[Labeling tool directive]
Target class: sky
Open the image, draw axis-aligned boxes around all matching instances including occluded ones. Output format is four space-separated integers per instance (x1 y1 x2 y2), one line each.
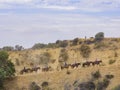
0 0 120 48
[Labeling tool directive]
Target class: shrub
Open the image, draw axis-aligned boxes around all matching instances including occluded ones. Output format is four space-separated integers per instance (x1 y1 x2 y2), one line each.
91 70 101 80
94 42 108 50
96 78 110 90
96 82 104 90
32 43 47 49
114 51 118 57
38 52 51 65
64 83 72 90
78 81 95 90
59 49 68 62
29 82 41 90
0 51 15 89
80 44 91 59
66 70 71 75
72 38 79 46
41 81 49 90
112 85 120 90
95 32 104 41
109 59 116 65
102 78 110 88
41 82 49 88
59 40 68 48
15 58 20 66
2 46 14 51
47 43 56 48
105 74 114 79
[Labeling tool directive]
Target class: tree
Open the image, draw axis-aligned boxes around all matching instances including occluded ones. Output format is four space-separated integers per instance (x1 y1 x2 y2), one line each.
72 38 79 45
80 44 91 60
95 32 104 41
29 82 41 90
15 45 24 51
2 46 14 51
59 49 68 63
59 40 68 48
38 52 51 65
0 51 15 89
32 43 47 49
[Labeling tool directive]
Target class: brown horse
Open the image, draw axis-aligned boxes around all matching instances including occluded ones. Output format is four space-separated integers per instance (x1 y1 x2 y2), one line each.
61 63 71 70
20 67 31 74
70 63 81 68
42 66 51 72
91 60 102 66
31 67 40 72
82 61 92 67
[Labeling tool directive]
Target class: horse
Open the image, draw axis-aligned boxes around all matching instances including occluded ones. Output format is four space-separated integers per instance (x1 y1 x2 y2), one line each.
91 60 102 66
60 63 71 70
20 67 31 74
82 61 92 67
31 67 40 72
70 62 81 68
42 66 51 72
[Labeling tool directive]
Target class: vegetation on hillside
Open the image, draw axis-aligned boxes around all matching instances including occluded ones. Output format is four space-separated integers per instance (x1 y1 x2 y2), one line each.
0 51 15 89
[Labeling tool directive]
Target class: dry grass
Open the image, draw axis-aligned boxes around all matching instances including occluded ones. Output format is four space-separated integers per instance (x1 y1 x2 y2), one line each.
4 38 120 90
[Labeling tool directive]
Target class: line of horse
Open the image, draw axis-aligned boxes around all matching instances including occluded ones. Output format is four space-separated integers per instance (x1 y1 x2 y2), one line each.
61 60 102 70
19 60 102 75
20 66 51 75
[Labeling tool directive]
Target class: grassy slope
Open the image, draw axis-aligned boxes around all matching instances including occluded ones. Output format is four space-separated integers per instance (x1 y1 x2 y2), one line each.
4 38 120 90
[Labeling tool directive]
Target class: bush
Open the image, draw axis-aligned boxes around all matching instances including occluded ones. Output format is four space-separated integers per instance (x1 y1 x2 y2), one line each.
91 70 101 80
109 59 116 64
64 83 72 90
47 43 56 48
78 81 95 90
94 42 108 50
95 32 104 41
29 82 41 90
112 85 120 90
59 40 68 48
32 43 47 49
41 81 50 90
96 78 110 90
114 51 118 57
41 82 49 88
102 78 110 88
72 38 79 46
105 74 114 79
2 46 14 51
66 70 71 75
38 52 51 65
0 51 15 89
80 44 91 59
59 50 68 62
15 58 20 66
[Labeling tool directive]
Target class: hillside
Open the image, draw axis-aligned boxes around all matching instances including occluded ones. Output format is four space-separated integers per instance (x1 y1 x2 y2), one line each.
3 38 120 90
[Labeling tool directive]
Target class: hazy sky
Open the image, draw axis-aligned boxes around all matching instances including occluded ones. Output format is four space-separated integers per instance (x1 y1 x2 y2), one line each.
0 0 120 48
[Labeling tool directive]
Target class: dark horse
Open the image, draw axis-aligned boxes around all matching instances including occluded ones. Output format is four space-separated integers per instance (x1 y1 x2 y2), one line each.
82 61 92 67
42 66 51 72
70 62 81 68
20 67 31 74
61 62 71 70
91 60 102 66
31 67 40 72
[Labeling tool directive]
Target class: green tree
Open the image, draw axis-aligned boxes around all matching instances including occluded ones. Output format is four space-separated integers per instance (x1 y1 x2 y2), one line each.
0 51 15 89
95 32 104 41
15 45 24 51
2 46 14 51
59 49 68 63
72 38 79 45
80 44 91 60
32 43 47 49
